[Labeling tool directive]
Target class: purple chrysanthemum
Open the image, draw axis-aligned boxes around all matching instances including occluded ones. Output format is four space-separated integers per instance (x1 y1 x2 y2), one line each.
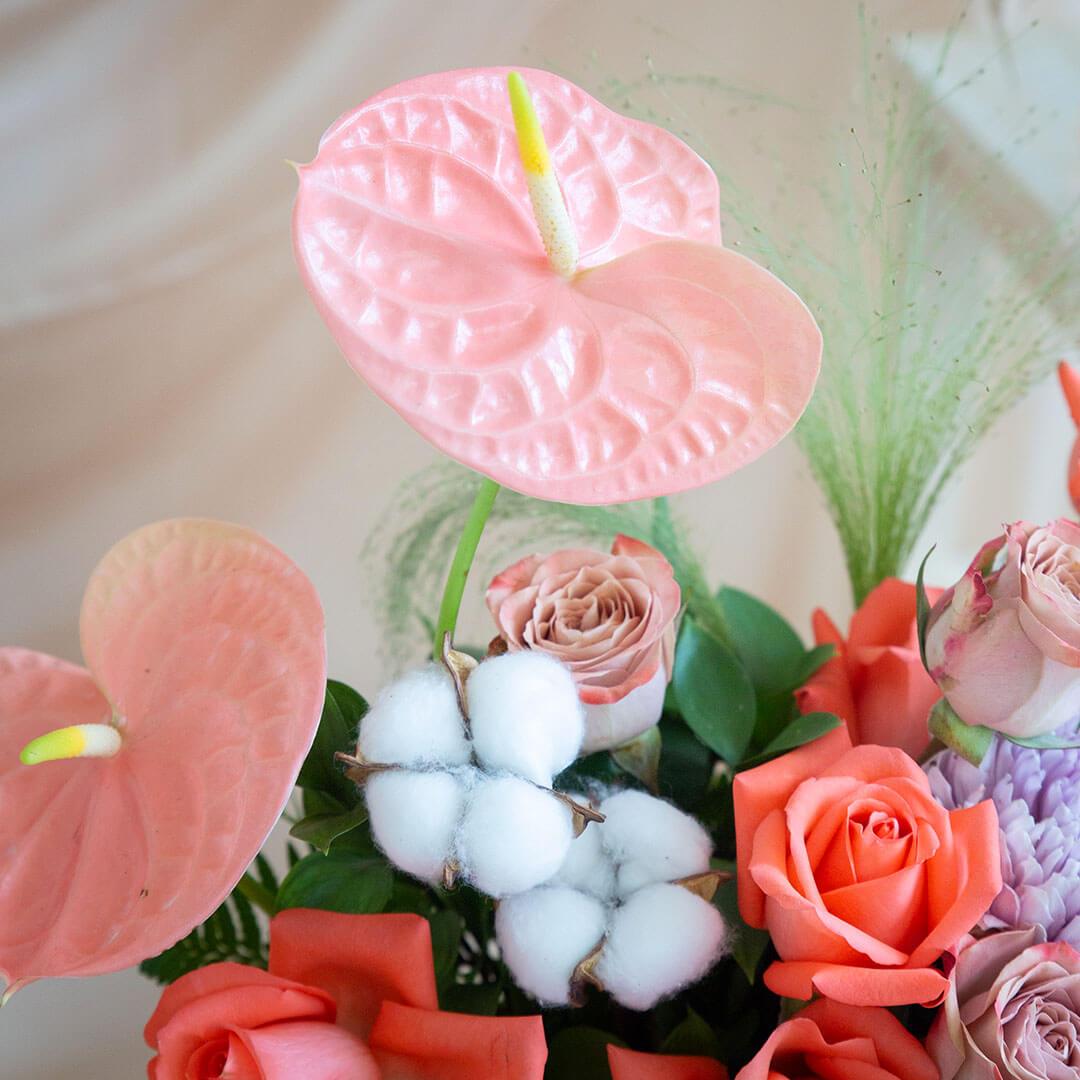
926 739 1080 946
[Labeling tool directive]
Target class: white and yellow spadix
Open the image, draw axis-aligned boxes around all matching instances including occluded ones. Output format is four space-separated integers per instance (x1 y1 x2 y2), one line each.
507 71 579 277
19 723 121 765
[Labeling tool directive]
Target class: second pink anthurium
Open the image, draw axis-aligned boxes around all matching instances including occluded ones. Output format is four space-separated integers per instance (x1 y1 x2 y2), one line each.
0 519 326 996
293 67 822 505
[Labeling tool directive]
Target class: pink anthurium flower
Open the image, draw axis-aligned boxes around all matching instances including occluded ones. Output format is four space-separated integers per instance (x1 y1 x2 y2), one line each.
0 519 326 996
293 67 822 505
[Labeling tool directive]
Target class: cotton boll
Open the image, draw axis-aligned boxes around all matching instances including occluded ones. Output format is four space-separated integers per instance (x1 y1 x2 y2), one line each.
551 814 617 901
467 651 584 786
359 665 470 767
496 886 609 1005
458 776 574 897
596 883 727 1011
599 790 712 896
366 769 466 884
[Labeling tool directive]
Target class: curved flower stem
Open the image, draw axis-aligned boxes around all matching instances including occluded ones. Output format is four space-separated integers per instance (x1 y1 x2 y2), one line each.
236 872 277 916
433 475 501 659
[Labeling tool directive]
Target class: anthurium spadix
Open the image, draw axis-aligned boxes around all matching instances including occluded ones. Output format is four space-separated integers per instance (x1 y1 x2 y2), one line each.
0 519 326 996
293 68 822 505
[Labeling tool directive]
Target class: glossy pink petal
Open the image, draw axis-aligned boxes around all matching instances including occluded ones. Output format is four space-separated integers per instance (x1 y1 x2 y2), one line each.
0 519 326 991
294 67 821 504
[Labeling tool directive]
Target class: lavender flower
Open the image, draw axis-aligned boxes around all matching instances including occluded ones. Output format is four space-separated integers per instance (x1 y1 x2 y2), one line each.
926 740 1080 945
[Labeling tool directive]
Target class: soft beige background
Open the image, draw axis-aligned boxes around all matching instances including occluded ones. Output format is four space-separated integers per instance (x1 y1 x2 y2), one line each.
1 0 1075 1075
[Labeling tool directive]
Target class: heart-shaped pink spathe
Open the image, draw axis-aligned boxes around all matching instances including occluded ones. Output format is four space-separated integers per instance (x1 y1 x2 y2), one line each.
294 66 822 504
0 519 326 993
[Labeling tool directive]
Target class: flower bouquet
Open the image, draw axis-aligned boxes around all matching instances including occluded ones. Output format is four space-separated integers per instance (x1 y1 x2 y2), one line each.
4 33 1080 1080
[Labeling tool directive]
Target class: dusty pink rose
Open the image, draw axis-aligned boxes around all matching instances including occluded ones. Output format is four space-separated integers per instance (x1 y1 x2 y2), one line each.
928 926 1080 1079
926 520 1080 738
487 535 680 753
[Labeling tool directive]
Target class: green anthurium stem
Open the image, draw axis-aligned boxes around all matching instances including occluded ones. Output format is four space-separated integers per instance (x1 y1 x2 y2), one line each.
433 475 501 659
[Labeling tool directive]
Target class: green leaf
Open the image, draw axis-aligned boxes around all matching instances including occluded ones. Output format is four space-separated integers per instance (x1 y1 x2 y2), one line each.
544 1027 627 1080
297 680 368 805
661 1008 723 1060
276 851 393 915
714 879 771 985
289 803 369 854
673 617 756 763
717 587 806 696
439 982 502 1016
657 714 714 810
740 712 843 769
786 644 836 689
915 546 937 671
428 910 464 989
928 699 993 766
140 888 268 985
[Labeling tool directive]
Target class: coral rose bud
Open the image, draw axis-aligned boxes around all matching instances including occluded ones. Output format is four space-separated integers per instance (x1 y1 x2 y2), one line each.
925 520 1080 738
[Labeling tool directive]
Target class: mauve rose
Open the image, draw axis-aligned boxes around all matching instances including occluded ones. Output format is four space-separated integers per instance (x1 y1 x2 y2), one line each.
925 520 1080 738
487 535 680 753
928 926 1080 1079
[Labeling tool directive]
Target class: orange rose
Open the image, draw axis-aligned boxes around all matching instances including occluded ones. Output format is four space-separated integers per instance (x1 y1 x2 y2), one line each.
145 909 547 1079
608 1045 728 1079
735 999 938 1079
797 578 942 758
733 727 1001 1006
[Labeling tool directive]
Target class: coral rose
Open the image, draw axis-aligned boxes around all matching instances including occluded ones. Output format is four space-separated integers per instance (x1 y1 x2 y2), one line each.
144 909 546 1079
487 535 680 753
735 998 938 1079
608 1045 728 1079
928 925 1080 1079
926 520 1080 738
797 577 942 757
733 726 1002 1006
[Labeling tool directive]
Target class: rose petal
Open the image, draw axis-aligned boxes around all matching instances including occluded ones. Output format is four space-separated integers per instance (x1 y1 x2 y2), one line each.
269 910 438 1038
234 1020 380 1080
368 1001 548 1079
734 726 854 927
763 960 948 1006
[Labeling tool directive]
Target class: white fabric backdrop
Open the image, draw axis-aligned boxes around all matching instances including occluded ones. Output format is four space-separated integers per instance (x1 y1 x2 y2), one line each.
1 0 1074 1074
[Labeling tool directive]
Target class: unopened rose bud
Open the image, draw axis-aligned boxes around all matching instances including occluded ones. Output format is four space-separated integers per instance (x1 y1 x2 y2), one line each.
925 520 1080 738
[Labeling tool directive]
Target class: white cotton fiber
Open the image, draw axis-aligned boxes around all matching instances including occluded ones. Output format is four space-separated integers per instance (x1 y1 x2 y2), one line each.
551 814 617 901
596 883 727 1011
467 651 585 787
495 886 609 1005
458 775 574 897
358 665 470 767
599 790 712 896
366 769 467 884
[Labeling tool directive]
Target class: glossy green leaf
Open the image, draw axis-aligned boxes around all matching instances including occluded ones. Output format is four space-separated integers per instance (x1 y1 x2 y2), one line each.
740 712 843 769
289 803 369 854
276 851 392 915
714 879 771 985
915 546 937 671
297 680 368 805
673 618 756 763
544 1027 626 1080
661 1007 723 1060
717 587 805 695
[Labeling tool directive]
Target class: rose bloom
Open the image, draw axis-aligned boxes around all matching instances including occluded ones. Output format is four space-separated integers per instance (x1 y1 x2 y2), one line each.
928 925 1080 1079
798 577 942 758
735 999 938 1080
487 534 680 753
926 520 1080 738
608 1045 727 1079
144 909 546 1079
734 726 1002 1006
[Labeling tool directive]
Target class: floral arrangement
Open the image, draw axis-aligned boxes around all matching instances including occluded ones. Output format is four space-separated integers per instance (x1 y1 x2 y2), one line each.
3 34 1080 1080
